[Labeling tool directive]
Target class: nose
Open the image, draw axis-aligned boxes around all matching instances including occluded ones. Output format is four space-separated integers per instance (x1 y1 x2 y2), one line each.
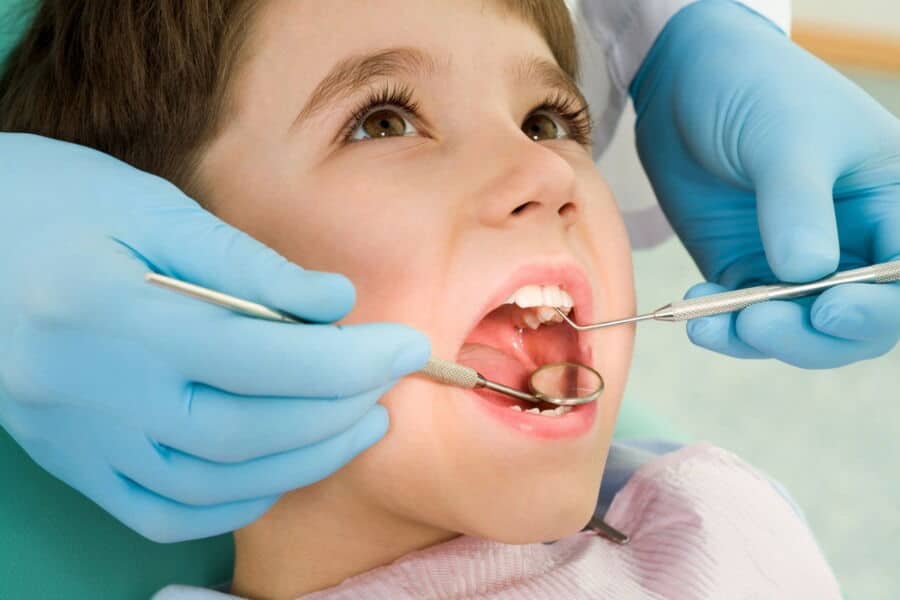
474 136 581 229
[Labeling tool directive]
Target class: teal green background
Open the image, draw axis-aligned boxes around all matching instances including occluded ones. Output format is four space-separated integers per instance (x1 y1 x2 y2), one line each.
0 0 31 66
0 430 234 599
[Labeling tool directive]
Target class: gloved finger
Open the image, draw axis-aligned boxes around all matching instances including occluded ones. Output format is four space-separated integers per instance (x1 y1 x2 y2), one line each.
735 300 896 368
683 282 766 359
122 203 356 323
48 253 431 399
113 405 388 507
155 383 393 463
750 148 840 283
715 252 779 291
810 283 900 342
872 216 900 265
159 316 430 398
107 475 278 543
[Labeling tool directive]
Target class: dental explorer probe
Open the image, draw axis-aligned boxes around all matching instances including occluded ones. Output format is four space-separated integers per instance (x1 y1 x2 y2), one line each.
556 260 900 331
143 273 601 406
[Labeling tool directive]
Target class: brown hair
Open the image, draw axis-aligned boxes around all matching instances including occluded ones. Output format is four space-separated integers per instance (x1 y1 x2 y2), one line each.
494 0 579 79
0 1 259 194
0 1 577 196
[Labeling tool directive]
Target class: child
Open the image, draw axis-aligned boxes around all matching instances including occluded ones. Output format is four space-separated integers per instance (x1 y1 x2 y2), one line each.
0 1 841 598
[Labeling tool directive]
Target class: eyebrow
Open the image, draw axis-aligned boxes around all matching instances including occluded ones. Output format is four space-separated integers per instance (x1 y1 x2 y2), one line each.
291 47 587 131
292 47 440 129
513 55 587 110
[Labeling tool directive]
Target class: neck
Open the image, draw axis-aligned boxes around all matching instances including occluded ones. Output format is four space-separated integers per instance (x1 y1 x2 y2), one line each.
230 474 456 600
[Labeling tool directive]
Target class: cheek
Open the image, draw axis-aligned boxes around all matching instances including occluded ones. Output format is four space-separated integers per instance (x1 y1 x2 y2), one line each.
580 172 635 319
214 173 445 325
338 377 464 530
574 171 636 424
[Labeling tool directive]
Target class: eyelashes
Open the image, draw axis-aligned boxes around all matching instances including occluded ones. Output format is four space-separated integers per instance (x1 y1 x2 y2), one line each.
339 83 420 143
530 91 593 146
338 83 593 146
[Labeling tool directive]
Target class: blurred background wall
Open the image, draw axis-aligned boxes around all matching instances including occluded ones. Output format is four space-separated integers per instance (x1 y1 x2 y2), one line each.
621 3 900 598
794 0 900 35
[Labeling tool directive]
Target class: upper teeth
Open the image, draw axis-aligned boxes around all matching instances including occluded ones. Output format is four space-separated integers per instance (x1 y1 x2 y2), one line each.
504 284 573 310
502 284 574 330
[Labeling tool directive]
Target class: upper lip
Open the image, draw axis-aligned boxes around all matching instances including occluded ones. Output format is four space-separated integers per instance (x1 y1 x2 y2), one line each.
455 256 595 355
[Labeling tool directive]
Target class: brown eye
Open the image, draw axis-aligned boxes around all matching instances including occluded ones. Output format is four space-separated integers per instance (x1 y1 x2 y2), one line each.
523 112 562 141
360 108 409 139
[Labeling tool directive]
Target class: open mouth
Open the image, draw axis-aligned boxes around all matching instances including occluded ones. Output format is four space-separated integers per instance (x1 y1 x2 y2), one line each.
457 282 590 416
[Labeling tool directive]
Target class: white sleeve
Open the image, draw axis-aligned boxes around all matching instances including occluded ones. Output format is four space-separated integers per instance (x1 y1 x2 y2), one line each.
575 1 790 106
567 0 792 247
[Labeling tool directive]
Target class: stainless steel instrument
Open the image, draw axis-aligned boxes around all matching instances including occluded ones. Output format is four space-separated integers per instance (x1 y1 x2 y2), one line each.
557 260 900 331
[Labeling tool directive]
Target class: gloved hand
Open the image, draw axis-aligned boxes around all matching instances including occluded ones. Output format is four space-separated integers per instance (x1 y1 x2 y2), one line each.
632 0 900 368
0 134 430 542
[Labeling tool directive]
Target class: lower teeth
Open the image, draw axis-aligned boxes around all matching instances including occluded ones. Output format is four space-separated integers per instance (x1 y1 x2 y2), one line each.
509 405 572 417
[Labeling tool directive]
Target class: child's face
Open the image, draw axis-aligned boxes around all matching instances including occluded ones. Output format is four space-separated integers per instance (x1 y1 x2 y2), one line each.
200 0 635 543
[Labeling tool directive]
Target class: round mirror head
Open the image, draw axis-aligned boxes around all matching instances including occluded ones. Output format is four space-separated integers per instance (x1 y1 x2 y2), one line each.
528 361 604 406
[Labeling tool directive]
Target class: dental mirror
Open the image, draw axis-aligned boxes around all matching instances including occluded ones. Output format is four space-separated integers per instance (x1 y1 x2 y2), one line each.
528 361 604 406
417 358 602 407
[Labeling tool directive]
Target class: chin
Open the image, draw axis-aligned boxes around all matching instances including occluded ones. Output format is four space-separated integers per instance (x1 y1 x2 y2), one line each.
466 479 601 545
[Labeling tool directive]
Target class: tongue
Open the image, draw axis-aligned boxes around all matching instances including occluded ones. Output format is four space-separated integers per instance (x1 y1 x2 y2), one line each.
457 343 531 391
456 304 579 400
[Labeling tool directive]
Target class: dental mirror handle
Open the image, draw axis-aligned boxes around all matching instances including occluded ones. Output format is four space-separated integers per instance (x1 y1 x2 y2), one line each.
145 273 304 323
420 358 540 404
145 273 542 404
651 260 900 322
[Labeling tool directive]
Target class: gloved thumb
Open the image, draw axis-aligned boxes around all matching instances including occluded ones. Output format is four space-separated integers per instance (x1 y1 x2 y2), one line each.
127 198 355 323
750 146 840 283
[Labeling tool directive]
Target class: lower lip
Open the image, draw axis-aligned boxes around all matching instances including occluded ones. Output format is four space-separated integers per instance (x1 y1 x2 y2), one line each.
466 389 597 439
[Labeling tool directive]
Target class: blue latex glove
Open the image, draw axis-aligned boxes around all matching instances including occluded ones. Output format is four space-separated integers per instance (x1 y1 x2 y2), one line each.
0 134 431 542
632 0 900 368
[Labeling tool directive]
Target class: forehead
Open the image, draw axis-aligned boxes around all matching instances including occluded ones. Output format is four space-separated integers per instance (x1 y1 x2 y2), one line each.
241 0 560 99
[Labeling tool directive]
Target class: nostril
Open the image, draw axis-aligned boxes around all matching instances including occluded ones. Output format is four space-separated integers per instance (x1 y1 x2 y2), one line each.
558 202 577 219
511 201 540 216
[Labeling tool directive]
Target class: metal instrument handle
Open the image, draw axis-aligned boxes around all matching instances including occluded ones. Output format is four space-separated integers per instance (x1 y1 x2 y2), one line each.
419 358 539 403
656 260 900 322
145 273 304 323
420 358 481 388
